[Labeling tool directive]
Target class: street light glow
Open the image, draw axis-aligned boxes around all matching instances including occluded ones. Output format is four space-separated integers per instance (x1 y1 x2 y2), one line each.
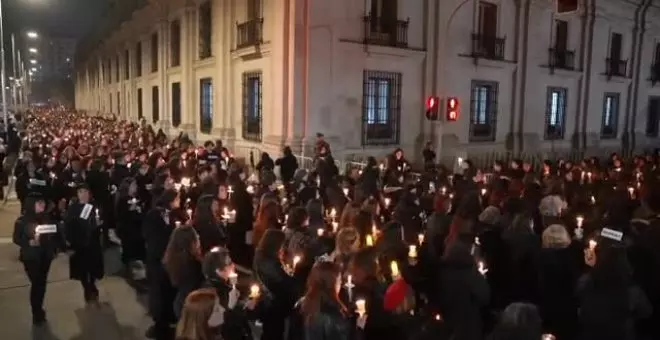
26 31 39 39
30 59 37 64
31 67 37 72
29 48 37 53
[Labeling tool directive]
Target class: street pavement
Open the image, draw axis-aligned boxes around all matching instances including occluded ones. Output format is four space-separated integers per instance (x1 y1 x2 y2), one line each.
0 201 152 340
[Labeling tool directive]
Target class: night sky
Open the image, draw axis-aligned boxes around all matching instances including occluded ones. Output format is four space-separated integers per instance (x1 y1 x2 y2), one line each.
6 0 109 39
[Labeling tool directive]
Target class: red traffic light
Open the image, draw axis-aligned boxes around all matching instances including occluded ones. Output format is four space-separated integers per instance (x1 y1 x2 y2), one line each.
427 96 438 110
425 96 440 121
446 97 459 121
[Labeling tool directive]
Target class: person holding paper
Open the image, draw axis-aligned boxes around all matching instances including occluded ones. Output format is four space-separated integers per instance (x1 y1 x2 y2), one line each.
64 183 105 303
12 192 62 325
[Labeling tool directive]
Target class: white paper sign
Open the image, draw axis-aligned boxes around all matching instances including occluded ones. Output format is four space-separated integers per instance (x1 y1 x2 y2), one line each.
208 155 218 160
601 228 623 242
80 204 93 219
145 184 153 190
29 178 47 186
35 224 58 234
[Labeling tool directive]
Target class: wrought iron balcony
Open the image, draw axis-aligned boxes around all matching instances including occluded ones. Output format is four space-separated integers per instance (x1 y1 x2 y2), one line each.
651 63 660 86
236 18 263 49
362 15 409 48
548 48 575 70
605 58 628 78
471 33 505 60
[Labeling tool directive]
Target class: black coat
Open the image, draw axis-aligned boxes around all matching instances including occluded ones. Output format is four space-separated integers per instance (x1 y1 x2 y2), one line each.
13 214 62 263
253 256 296 319
65 202 104 280
276 154 298 183
302 298 351 340
205 278 253 340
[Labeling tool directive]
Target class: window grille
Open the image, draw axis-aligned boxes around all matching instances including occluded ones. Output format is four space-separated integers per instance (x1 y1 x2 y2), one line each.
151 33 159 72
171 82 181 127
601 92 619 139
199 78 213 133
545 87 567 140
152 86 160 123
469 80 499 141
171 20 181 67
361 70 401 145
242 71 263 142
199 1 212 59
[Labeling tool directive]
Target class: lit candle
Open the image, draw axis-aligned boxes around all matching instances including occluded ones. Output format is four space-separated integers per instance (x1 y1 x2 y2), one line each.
628 187 634 198
590 195 596 204
408 245 418 258
228 272 238 289
390 261 400 279
292 255 301 269
542 334 556 340
249 284 260 299
379 163 385 171
576 216 584 228
329 208 337 219
434 314 441 321
247 185 255 194
365 234 374 247
587 172 592 180
343 188 349 196
480 188 487 196
181 177 191 187
332 222 339 233
187 209 193 218
317 228 325 237
417 233 424 245
372 224 378 236
441 186 447 195
355 299 366 316
384 198 391 208
227 186 234 196
589 239 597 250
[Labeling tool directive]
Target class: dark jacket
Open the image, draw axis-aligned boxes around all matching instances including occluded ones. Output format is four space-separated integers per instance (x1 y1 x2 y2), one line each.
13 213 62 263
205 278 253 340
276 153 299 183
65 201 104 280
302 298 351 340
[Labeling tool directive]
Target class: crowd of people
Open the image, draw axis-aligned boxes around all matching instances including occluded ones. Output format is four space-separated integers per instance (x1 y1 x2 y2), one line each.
10 109 660 340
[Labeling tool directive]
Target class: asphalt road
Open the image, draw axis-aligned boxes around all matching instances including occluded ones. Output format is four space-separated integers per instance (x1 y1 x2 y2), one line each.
0 201 153 340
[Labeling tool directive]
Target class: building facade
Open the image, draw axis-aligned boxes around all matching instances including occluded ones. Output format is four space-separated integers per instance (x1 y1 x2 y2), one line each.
74 0 660 165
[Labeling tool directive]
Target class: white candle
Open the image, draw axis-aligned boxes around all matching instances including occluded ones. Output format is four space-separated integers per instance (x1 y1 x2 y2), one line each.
329 208 337 219
441 186 447 195
343 188 349 196
480 188 487 196
247 185 255 194
576 216 584 228
355 299 366 316
187 209 193 218
332 222 339 233
317 228 325 237
384 198 391 207
365 234 374 247
628 187 634 198
292 255 301 269
228 272 238 288
418 233 424 245
589 239 597 250
390 261 400 278
345 275 354 302
408 245 418 258
249 284 260 299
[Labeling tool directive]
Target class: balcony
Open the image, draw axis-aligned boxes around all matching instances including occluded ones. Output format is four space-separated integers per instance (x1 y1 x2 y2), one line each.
651 63 660 86
362 16 409 48
605 58 628 78
471 33 505 60
236 18 263 49
548 48 575 70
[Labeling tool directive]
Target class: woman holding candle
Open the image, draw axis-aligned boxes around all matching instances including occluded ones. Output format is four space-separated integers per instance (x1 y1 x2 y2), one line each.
163 225 205 319
174 288 224 340
536 225 582 340
297 261 351 340
253 229 296 340
202 248 254 340
193 195 227 254
115 177 146 278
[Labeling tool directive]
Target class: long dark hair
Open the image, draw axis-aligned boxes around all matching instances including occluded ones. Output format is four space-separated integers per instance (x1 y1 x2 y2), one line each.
194 194 219 226
254 228 286 262
301 261 347 324
163 226 201 286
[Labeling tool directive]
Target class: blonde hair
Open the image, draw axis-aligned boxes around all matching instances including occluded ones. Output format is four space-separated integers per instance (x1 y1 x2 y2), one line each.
335 227 360 255
175 288 217 340
542 224 571 249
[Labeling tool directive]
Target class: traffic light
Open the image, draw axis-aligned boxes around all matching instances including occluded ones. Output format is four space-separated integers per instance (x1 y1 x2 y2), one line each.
446 97 459 121
425 96 440 121
556 0 579 14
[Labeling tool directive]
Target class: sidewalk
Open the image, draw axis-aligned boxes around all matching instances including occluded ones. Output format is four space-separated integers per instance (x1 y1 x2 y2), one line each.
0 202 152 340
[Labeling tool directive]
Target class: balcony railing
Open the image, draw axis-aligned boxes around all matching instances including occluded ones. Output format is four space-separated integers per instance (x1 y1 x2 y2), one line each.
605 58 628 78
651 63 660 86
362 16 409 48
471 33 505 60
236 18 263 49
548 48 575 70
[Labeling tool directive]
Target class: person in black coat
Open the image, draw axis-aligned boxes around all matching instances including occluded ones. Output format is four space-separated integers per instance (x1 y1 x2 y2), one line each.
64 183 105 303
276 146 298 184
13 192 62 325
143 189 180 339
193 194 227 254
202 247 255 340
253 229 296 340
115 177 146 270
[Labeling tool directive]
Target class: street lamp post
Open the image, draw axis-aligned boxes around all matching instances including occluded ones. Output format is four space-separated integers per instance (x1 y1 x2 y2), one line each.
0 0 8 134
